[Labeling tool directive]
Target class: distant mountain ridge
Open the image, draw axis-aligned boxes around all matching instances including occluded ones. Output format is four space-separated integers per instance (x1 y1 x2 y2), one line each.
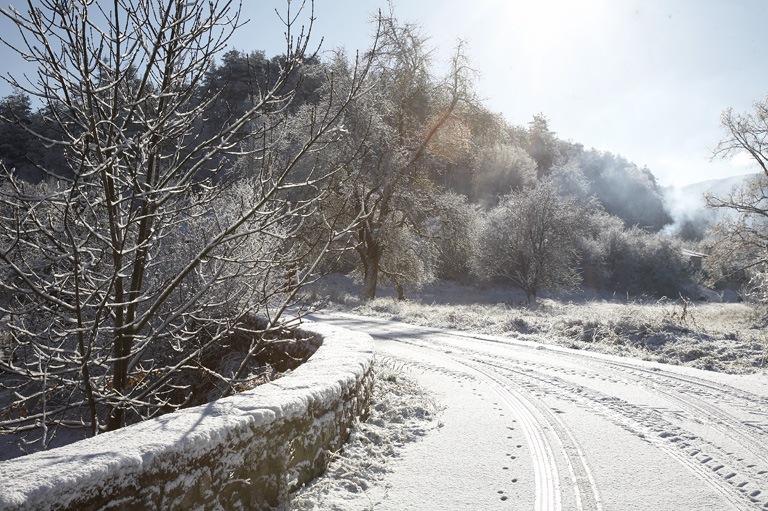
671 173 758 198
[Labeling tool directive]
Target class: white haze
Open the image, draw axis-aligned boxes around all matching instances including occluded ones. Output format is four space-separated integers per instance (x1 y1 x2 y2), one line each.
662 173 756 238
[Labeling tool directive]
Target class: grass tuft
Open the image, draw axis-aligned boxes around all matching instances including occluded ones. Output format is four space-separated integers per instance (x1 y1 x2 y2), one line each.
309 275 768 374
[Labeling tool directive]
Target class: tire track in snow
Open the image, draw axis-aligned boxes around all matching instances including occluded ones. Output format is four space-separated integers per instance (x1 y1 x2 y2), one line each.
584 363 768 509
309 313 768 509
383 329 762 509
418 324 768 509
543 402 603 511
495 354 768 508
372 340 588 511
466 364 562 511
370 344 548 509
511 355 768 469
464 361 603 511
474 357 762 510
596 360 768 410
596 362 768 456
463 362 603 511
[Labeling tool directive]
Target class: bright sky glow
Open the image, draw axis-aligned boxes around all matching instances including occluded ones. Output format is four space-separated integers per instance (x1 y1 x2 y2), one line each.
1 0 766 187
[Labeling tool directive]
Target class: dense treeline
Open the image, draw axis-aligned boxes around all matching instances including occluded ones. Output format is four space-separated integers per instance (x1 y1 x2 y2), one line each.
0 52 670 232
0 37 689 304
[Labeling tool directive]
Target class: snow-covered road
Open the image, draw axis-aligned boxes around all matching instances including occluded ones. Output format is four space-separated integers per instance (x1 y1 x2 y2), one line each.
307 311 768 510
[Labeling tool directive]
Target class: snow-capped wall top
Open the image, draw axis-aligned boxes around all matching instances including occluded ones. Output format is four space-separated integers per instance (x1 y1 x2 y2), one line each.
0 320 375 511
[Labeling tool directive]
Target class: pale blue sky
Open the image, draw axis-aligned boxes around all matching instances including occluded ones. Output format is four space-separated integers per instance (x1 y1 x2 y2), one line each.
2 1 766 187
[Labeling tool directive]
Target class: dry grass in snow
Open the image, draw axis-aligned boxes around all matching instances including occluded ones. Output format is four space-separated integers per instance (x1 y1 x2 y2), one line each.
286 359 441 510
308 275 768 374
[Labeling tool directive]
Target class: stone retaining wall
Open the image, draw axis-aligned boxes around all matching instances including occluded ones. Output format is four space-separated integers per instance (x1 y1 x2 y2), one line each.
0 321 374 511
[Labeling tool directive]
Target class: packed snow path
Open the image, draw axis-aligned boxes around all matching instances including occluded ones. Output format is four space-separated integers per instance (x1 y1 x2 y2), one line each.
307 311 768 510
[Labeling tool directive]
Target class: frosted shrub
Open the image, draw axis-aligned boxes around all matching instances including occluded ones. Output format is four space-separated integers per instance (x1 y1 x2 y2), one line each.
471 181 589 303
735 266 768 304
605 226 690 297
578 211 692 297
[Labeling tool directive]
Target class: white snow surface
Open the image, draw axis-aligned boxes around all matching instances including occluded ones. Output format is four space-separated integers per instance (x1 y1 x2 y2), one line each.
0 321 374 510
288 359 442 510
294 311 768 511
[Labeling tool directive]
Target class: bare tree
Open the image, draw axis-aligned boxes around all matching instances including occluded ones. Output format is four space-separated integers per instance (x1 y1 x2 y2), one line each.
0 0 370 450
329 9 478 301
472 180 587 304
706 174 768 298
706 95 768 301
713 96 768 176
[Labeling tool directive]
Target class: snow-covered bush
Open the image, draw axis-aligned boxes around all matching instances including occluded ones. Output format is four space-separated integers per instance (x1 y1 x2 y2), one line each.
471 180 588 303
580 214 692 297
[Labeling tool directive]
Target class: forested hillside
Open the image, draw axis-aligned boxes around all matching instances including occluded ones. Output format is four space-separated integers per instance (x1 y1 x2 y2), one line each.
0 29 684 303
1 62 671 224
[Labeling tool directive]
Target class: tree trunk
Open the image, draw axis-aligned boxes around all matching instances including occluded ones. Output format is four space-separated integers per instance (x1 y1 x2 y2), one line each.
361 262 379 301
106 330 130 432
361 250 381 302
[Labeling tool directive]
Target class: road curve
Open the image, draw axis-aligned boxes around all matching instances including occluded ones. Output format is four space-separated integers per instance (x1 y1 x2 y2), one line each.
307 311 768 511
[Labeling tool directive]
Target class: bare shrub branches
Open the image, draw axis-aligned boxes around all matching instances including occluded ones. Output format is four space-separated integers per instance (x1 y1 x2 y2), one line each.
707 95 768 302
0 0 372 449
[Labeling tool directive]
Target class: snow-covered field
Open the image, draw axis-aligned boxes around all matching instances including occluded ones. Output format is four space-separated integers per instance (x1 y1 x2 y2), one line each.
308 274 768 374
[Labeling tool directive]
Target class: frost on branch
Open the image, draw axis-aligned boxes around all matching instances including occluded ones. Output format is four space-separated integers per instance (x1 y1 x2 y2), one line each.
0 0 372 450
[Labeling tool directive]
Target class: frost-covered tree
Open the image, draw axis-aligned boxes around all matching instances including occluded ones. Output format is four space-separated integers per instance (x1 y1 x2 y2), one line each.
713 95 768 176
706 174 768 300
376 222 438 301
706 95 768 302
0 0 370 446
472 180 587 303
471 143 537 207
329 10 478 301
577 210 690 296
428 191 478 280
527 114 560 178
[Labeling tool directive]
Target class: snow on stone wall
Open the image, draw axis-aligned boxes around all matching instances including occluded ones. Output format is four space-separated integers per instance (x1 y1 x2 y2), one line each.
0 321 375 511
